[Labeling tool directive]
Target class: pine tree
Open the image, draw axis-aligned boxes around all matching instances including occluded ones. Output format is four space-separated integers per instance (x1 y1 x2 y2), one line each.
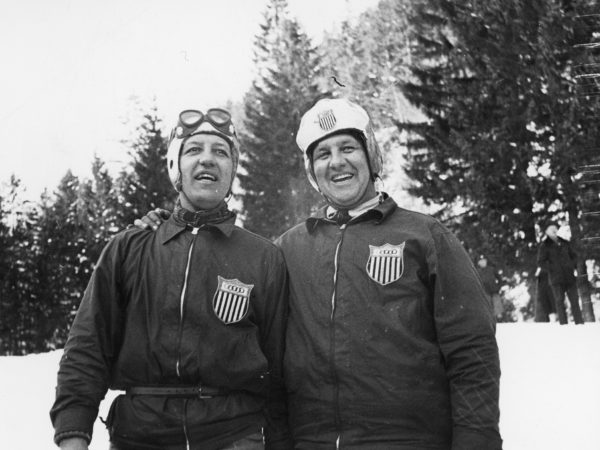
549 1 600 320
1 106 181 354
398 0 599 319
118 105 175 227
399 1 533 266
239 0 324 239
0 182 13 353
78 156 122 271
36 171 89 349
0 176 41 354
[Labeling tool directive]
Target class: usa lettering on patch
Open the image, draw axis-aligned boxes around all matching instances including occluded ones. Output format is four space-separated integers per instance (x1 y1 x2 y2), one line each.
213 276 254 324
317 109 336 131
366 243 405 285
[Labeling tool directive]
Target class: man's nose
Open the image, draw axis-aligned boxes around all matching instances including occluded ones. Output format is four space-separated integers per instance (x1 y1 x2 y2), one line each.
196 148 216 166
329 149 345 167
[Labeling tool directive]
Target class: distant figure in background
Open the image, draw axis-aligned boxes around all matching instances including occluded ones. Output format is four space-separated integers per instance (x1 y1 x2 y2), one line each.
536 221 584 325
534 271 557 323
476 256 504 321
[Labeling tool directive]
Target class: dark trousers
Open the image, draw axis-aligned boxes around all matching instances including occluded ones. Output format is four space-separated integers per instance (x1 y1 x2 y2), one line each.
551 282 584 325
534 275 556 322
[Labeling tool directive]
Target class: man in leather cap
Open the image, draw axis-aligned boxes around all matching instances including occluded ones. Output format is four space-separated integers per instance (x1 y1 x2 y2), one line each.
51 108 291 450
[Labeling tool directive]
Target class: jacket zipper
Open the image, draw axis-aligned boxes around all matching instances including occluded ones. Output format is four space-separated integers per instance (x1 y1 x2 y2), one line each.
176 226 199 377
183 399 191 450
176 226 199 450
330 224 346 448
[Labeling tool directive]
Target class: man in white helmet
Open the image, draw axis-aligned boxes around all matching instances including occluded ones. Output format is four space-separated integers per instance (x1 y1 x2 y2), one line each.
50 108 291 450
135 99 502 449
275 97 501 449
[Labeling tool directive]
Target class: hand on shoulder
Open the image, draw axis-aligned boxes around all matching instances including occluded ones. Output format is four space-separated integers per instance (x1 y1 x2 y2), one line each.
133 208 171 230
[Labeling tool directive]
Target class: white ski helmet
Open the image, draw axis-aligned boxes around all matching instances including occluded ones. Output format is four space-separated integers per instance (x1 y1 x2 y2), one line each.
295 98 383 191
166 108 240 192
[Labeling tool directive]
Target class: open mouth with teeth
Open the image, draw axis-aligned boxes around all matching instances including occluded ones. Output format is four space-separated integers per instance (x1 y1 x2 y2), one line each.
331 173 354 183
194 173 218 182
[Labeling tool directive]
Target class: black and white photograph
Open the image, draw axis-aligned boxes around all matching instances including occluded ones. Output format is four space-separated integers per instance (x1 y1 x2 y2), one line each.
1 1 599 449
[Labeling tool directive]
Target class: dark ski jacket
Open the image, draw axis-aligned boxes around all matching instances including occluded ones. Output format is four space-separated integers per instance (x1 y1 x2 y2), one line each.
50 214 290 450
537 236 577 286
276 196 502 450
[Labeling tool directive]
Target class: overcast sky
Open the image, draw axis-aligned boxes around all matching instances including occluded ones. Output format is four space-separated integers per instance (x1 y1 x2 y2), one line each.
0 0 379 199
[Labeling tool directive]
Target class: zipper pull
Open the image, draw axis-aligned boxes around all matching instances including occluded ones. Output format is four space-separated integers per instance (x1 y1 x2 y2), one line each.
191 227 199 235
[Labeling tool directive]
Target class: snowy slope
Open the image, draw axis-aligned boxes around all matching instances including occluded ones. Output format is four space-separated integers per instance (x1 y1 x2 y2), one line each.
0 323 599 450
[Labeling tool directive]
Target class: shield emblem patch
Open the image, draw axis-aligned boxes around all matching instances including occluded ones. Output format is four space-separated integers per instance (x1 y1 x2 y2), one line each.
213 276 253 324
318 109 337 131
366 243 405 285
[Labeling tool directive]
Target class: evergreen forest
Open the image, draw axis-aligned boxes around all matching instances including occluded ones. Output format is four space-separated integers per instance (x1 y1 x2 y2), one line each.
1 0 599 354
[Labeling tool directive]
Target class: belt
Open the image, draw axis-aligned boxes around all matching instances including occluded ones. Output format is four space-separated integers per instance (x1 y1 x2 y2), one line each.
126 385 229 399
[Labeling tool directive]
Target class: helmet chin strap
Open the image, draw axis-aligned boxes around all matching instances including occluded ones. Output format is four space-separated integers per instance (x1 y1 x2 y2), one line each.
374 175 384 192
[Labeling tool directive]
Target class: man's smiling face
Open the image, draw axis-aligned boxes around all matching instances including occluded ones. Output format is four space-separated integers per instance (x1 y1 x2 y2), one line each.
311 132 376 209
179 133 233 211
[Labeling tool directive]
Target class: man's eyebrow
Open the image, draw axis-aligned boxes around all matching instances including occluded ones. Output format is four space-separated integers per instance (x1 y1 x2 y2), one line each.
314 144 331 152
182 143 200 150
338 137 359 145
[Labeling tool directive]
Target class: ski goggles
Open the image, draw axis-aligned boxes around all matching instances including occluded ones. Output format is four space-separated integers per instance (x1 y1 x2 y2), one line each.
172 108 235 141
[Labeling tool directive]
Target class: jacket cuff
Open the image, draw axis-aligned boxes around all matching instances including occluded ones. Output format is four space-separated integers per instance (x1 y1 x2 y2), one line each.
54 430 92 446
53 406 97 444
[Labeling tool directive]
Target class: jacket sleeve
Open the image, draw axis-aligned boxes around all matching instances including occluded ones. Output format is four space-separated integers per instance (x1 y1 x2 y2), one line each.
428 227 502 450
49 235 126 445
259 246 293 450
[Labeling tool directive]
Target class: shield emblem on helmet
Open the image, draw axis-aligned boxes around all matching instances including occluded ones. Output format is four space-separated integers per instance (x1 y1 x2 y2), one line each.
366 243 405 285
213 276 253 324
318 109 337 131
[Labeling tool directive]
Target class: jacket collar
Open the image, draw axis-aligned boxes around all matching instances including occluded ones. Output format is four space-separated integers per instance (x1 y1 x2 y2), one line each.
324 194 382 220
306 192 397 232
160 214 236 244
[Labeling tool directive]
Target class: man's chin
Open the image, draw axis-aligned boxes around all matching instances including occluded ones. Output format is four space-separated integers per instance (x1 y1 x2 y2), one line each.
324 190 368 210
327 198 362 210
321 182 376 210
179 192 223 211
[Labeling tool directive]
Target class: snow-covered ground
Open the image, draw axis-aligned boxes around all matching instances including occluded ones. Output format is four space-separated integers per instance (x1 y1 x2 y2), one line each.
0 323 599 450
